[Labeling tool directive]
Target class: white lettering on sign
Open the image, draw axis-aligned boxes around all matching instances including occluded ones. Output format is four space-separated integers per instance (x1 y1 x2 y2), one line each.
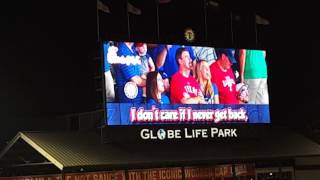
211 128 237 137
140 128 238 140
130 106 248 123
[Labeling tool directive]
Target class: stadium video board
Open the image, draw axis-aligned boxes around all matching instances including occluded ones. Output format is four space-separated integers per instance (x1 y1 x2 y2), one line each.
103 41 269 125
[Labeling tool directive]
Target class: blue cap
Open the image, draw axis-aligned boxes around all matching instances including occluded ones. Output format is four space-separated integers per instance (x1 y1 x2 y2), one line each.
216 48 237 64
159 71 168 79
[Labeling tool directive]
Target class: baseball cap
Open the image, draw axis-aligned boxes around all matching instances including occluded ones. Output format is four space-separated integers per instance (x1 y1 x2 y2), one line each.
135 43 145 47
159 71 168 79
216 48 237 64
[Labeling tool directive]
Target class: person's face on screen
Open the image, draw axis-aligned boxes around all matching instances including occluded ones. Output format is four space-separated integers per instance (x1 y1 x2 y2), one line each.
157 73 165 93
136 43 147 56
179 51 192 70
200 61 211 80
220 53 232 70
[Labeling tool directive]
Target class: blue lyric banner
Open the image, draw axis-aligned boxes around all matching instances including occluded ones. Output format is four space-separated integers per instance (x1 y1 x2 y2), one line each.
106 103 270 125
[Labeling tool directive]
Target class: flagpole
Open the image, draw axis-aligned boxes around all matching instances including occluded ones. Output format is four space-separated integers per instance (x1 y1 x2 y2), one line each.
203 0 208 42
156 0 160 41
126 1 131 40
96 0 100 42
254 12 258 48
230 11 234 46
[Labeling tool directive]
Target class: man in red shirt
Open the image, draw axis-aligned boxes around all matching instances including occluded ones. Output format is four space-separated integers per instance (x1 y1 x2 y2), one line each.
210 49 239 104
170 47 205 104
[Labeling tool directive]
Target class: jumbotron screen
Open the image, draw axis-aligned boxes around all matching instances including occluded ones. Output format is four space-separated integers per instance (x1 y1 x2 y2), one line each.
104 41 270 125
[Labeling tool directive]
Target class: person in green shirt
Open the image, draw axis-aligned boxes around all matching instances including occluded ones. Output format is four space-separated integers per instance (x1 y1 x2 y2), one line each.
239 49 269 104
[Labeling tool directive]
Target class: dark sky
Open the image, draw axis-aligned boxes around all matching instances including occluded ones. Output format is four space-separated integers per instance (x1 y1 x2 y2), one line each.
0 1 97 144
0 0 318 146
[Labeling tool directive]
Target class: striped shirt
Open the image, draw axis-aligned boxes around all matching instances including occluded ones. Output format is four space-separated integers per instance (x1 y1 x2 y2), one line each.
192 46 217 65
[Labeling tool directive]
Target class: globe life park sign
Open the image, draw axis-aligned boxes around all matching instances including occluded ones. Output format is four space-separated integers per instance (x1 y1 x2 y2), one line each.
140 127 238 140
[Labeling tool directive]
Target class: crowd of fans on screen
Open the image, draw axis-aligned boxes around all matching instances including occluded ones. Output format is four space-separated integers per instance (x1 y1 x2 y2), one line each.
104 42 269 105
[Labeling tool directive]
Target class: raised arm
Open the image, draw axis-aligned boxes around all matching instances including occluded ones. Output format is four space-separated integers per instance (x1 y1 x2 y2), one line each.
239 49 246 83
131 75 146 87
156 45 172 68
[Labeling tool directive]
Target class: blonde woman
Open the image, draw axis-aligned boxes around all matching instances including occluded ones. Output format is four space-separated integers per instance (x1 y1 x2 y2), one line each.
194 60 219 104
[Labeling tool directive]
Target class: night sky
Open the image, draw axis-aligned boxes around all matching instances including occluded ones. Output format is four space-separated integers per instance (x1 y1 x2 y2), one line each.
0 1 97 145
0 1 318 147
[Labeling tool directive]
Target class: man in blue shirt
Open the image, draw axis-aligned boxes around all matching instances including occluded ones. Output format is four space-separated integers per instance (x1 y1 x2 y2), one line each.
154 44 196 78
114 42 146 103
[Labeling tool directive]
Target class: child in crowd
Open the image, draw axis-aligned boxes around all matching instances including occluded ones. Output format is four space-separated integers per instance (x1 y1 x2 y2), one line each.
135 43 155 98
